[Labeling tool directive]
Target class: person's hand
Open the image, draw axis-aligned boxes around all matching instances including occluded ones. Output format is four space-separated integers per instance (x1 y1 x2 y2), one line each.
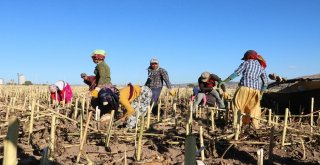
169 89 175 96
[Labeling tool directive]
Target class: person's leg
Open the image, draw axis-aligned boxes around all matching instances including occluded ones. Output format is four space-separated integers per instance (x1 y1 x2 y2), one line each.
202 95 207 106
138 86 152 117
247 89 261 129
151 87 162 115
126 100 138 128
233 86 250 128
210 89 225 109
193 93 205 113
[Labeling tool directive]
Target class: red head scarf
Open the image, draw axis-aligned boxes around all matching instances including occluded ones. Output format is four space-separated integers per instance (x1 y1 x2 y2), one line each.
242 50 267 68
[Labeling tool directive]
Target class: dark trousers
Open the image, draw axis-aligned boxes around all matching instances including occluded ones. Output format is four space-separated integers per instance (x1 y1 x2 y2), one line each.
151 87 162 115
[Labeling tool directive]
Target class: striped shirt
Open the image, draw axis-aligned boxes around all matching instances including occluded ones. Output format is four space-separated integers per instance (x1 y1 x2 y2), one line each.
235 60 268 90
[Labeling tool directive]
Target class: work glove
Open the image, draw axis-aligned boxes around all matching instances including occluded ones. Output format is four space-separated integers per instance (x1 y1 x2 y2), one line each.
91 90 99 98
91 87 101 98
223 92 231 100
218 81 225 88
169 89 175 96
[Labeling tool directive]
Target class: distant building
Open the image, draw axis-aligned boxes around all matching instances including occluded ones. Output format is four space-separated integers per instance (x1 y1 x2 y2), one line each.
0 78 4 85
18 73 26 85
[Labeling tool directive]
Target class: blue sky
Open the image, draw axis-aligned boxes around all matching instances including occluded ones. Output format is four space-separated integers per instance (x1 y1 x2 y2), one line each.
0 0 319 85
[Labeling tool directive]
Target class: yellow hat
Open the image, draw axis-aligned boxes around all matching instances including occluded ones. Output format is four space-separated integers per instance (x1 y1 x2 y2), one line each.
91 49 106 57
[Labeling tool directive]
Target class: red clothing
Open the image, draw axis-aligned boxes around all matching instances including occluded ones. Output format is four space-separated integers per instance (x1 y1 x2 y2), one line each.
50 83 73 103
205 78 216 88
243 50 267 68
83 76 96 91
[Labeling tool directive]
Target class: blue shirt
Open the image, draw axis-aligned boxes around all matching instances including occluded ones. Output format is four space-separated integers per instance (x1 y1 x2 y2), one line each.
235 60 268 90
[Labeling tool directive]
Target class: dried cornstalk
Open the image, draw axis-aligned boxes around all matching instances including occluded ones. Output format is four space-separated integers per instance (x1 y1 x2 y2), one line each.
3 117 19 165
199 126 205 161
235 110 242 141
36 100 40 120
49 115 56 160
137 115 145 161
257 148 264 165
106 110 115 147
157 101 162 122
211 109 215 131
146 102 154 129
76 111 93 163
268 109 272 126
5 97 13 121
173 102 177 129
310 97 314 132
74 98 79 119
28 100 36 144
281 108 289 147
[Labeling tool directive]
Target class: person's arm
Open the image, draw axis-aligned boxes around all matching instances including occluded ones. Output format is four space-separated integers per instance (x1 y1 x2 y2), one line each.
160 68 172 89
145 69 151 86
87 76 97 90
224 62 247 83
97 63 107 86
260 69 268 91
211 74 226 92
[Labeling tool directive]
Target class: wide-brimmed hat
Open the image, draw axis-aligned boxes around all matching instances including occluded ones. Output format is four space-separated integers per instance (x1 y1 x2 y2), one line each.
201 72 210 82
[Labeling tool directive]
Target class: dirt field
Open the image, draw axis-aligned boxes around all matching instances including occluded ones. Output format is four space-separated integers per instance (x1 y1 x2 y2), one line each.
1 85 320 165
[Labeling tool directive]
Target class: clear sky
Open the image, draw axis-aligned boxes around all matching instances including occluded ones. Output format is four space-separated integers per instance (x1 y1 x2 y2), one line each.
0 0 319 85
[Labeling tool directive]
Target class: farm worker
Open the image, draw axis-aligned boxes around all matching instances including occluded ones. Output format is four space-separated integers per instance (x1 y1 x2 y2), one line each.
116 83 152 128
90 49 111 98
193 72 226 113
223 50 268 129
48 80 73 104
80 73 96 91
145 58 175 115
191 86 207 107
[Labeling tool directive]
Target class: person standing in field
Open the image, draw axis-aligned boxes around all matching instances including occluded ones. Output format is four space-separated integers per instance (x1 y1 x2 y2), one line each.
48 80 73 104
145 58 175 114
80 73 96 91
223 50 268 129
116 83 152 128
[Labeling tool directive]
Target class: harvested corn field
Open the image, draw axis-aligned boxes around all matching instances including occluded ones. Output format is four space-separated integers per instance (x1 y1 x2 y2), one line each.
1 85 320 164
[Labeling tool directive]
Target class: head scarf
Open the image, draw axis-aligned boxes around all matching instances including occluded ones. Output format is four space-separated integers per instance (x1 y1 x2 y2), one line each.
48 85 57 93
91 49 106 60
242 50 267 68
